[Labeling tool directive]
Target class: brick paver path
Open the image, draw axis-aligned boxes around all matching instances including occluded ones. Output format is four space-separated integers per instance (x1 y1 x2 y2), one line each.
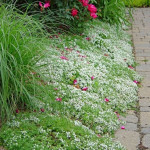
115 8 150 150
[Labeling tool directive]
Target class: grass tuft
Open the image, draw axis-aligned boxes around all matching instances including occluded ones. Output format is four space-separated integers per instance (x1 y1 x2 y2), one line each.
0 5 49 121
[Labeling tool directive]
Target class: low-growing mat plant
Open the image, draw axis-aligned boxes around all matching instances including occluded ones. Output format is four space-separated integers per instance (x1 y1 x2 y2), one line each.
0 5 50 121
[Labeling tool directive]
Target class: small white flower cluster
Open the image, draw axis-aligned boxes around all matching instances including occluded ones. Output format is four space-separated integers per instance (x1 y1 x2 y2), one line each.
7 120 20 127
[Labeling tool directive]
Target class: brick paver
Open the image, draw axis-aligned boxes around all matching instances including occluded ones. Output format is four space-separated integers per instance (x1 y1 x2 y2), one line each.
115 8 150 150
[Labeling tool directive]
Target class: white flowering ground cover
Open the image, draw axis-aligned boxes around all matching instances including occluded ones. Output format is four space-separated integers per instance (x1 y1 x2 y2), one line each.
0 20 141 150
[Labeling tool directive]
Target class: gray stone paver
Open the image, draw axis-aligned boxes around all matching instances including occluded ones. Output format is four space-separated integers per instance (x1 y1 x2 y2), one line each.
136 64 150 71
140 107 150 112
115 130 140 150
125 123 138 131
120 115 138 123
115 8 150 150
140 112 150 128
141 128 150 134
139 99 150 107
142 134 150 148
139 87 150 97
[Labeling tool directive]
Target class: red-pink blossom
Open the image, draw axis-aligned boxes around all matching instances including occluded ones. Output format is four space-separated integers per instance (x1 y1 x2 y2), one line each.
133 80 138 84
39 2 43 7
56 98 62 102
44 1 50 8
16 109 19 113
79 0 89 7
91 76 94 80
90 12 98 19
82 87 88 91
86 37 91 41
105 98 109 102
73 80 78 85
39 1 50 8
121 126 125 129
60 56 68 60
88 4 97 13
71 8 78 17
40 108 45 112
128 65 134 69
82 0 89 6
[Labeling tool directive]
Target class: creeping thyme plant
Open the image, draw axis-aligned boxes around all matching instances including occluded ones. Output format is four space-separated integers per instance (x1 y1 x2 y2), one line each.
0 19 141 150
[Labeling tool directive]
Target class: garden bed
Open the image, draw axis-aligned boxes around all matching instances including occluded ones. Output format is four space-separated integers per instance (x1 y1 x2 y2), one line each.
0 19 141 149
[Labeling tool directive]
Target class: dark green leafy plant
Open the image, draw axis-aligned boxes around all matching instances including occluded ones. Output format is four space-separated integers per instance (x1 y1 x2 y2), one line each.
2 0 100 34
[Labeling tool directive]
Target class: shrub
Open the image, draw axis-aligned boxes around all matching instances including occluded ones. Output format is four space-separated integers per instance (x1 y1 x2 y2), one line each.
124 0 150 7
0 5 49 121
2 0 100 34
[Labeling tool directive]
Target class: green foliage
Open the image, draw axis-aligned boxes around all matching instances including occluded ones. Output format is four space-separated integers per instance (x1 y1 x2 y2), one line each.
2 0 131 33
98 0 131 26
0 5 49 121
2 0 92 34
124 0 150 6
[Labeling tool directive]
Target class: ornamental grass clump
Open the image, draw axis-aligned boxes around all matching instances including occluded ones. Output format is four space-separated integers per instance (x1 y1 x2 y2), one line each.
0 5 49 121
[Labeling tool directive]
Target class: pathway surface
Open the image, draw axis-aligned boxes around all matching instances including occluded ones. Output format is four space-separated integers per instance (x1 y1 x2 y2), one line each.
115 8 150 150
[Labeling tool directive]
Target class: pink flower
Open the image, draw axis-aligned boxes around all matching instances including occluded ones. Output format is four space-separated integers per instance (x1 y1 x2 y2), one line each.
82 87 88 91
90 12 98 19
56 98 62 102
39 1 50 8
79 0 89 6
121 126 125 129
60 56 68 60
88 4 97 13
44 1 50 8
16 109 19 113
128 65 134 69
82 0 89 7
73 80 78 85
39 2 43 7
71 8 78 17
54 88 58 90
91 76 94 80
86 37 90 40
105 98 109 102
133 80 138 84
40 108 45 112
